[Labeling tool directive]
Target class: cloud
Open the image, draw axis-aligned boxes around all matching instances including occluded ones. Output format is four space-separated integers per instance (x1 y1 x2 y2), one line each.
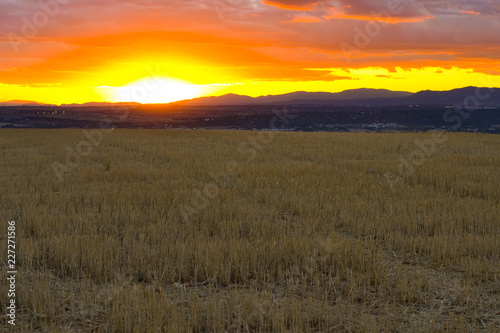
0 0 499 91
263 0 320 10
264 0 500 20
283 14 322 22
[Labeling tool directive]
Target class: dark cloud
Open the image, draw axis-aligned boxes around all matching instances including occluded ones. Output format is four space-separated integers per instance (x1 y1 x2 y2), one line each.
264 0 500 18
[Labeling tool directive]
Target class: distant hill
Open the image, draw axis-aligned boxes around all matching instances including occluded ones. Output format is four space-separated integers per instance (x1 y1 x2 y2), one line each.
177 89 413 106
174 87 500 107
400 87 500 105
340 87 500 107
59 102 141 107
0 101 140 107
174 94 256 106
2 87 499 108
0 100 55 107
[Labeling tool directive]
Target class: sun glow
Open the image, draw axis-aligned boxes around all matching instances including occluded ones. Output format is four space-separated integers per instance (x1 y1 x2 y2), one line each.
101 77 209 104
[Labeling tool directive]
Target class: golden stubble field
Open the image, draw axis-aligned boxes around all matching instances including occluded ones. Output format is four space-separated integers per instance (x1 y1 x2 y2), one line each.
0 129 499 332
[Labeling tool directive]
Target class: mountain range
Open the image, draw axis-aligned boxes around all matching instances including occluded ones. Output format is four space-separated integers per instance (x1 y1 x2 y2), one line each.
175 89 412 106
0 100 56 107
176 87 500 107
1 87 499 107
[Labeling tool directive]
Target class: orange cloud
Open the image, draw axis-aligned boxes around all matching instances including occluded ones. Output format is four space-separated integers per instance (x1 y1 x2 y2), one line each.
460 10 480 15
263 0 319 10
323 9 433 24
284 14 322 23
0 0 499 104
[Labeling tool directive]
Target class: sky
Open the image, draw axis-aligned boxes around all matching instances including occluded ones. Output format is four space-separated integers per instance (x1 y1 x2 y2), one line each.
1 0 500 104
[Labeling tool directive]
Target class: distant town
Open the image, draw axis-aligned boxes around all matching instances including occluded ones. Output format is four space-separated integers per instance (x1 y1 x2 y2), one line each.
1 87 499 133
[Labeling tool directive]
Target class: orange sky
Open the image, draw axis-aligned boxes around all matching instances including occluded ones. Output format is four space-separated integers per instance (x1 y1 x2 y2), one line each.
1 0 500 104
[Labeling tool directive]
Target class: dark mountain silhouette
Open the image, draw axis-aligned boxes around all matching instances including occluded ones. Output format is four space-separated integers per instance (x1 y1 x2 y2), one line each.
175 87 500 106
174 94 255 106
3 87 499 108
0 100 55 106
399 86 500 105
176 89 412 106
59 102 141 107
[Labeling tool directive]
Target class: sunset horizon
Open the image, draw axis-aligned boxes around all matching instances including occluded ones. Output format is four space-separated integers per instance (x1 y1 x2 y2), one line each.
1 84 498 107
1 0 500 105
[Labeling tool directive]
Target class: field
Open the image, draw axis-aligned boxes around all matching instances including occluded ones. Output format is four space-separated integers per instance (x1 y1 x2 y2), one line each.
0 129 499 332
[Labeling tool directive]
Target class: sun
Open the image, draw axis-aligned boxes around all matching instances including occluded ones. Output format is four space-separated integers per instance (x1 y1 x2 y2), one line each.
101 77 208 104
